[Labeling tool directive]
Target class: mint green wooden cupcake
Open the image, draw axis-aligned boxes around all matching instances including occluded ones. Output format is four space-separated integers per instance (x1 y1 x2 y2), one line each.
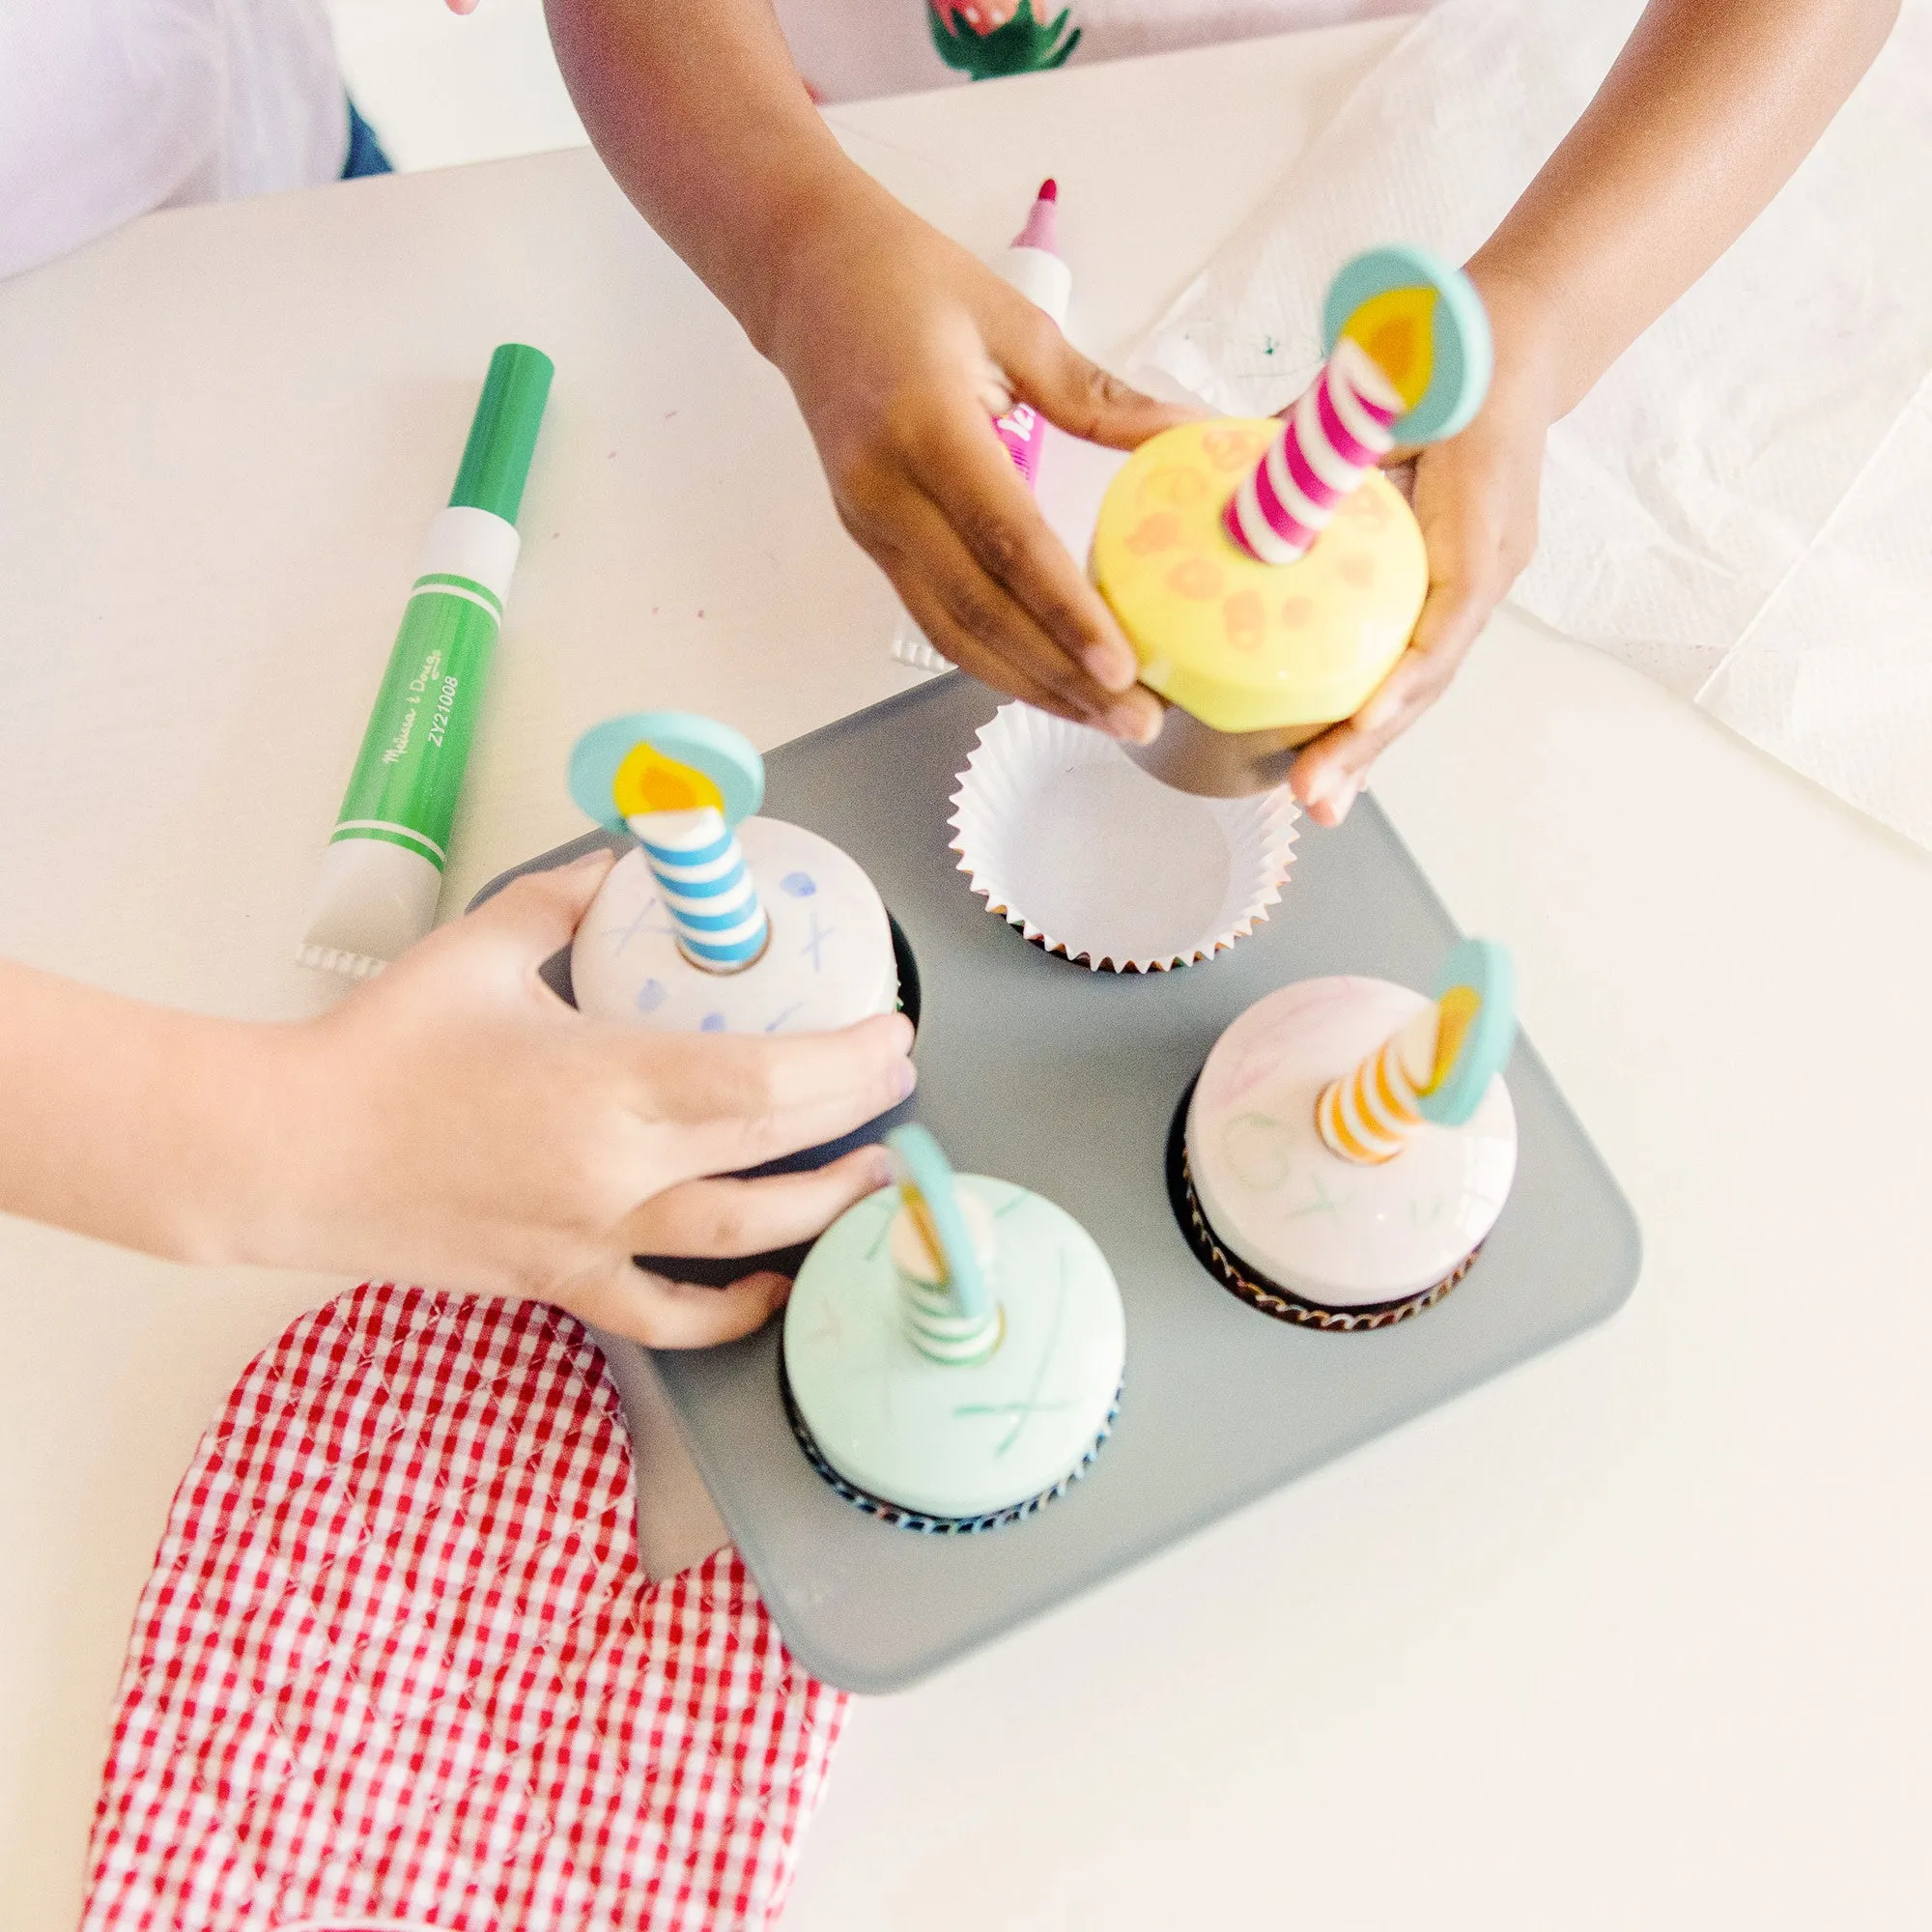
781 1127 1124 1533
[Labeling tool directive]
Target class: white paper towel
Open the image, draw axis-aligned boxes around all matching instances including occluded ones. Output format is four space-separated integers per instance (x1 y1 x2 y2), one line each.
1133 0 1932 847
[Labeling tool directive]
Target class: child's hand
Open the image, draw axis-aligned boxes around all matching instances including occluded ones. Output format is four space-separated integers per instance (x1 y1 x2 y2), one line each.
257 852 914 1345
1288 285 1560 827
763 183 1188 742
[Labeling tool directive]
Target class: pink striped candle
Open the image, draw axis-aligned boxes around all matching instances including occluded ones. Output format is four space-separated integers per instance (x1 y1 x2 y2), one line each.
1222 337 1405 565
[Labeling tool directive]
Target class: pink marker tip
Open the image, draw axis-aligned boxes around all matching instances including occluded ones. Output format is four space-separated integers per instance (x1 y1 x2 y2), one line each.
1013 181 1061 254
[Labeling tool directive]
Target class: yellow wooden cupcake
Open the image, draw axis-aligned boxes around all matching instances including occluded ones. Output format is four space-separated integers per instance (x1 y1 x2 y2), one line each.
1092 417 1427 739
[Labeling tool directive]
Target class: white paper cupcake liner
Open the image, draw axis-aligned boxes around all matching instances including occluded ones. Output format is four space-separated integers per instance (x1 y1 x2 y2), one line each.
949 703 1298 973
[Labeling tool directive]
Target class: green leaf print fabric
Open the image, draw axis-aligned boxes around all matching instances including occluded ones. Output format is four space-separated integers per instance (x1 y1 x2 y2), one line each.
927 2 1082 79
773 1 1416 106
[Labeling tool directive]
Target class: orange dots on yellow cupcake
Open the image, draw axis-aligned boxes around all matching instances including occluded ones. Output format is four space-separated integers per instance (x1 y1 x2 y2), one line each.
1126 511 1183 555
1169 557 1224 601
1340 488 1391 531
1223 589 1265 653
1090 419 1429 735
1139 466 1209 510
1202 427 1264 472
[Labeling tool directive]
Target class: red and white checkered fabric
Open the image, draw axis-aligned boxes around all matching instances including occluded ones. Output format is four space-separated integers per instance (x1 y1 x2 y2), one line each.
83 1282 848 1931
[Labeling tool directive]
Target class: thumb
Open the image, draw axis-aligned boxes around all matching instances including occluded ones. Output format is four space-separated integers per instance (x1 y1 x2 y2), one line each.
464 848 617 961
623 1148 894 1261
1012 328 1198 452
563 1263 791 1350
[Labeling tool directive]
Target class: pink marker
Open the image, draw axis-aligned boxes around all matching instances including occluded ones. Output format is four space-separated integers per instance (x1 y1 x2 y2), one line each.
993 180 1072 491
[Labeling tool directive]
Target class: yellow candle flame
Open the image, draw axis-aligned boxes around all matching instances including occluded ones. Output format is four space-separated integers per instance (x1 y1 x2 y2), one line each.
1340 284 1438 409
897 1183 950 1285
612 741 725 818
1421 984 1481 1095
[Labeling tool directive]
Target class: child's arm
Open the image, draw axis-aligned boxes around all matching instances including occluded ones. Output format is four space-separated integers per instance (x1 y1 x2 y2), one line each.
545 0 1893 807
544 0 1180 746
1288 0 1901 824
0 854 915 1346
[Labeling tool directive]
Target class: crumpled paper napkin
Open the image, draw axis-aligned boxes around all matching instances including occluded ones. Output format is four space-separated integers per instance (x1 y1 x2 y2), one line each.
1133 0 1932 847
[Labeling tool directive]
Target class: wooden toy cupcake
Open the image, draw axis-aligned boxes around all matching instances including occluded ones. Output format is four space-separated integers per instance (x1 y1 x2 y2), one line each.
782 1126 1125 1533
566 711 901 1036
1093 247 1492 796
1177 940 1519 1328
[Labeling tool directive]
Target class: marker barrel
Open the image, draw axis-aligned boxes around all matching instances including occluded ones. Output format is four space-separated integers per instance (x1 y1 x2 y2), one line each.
298 345 554 978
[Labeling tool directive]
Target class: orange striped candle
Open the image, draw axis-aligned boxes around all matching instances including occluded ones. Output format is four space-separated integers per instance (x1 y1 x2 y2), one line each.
1316 986 1482 1165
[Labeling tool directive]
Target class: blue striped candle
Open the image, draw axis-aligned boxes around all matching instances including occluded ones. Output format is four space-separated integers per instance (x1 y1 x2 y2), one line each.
632 808 770 972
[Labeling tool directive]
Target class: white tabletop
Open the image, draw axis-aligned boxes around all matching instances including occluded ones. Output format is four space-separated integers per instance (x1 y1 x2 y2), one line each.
5 19 1931 1930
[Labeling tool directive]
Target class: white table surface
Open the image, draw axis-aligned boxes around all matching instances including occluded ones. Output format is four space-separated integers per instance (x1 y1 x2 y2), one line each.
5 19 1931 1930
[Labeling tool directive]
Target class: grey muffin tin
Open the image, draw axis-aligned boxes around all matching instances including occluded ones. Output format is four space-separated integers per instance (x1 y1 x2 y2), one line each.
472 675 1640 1692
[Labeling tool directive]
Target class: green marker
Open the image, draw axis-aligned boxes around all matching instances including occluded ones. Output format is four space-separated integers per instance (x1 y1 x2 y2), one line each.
298 343 554 977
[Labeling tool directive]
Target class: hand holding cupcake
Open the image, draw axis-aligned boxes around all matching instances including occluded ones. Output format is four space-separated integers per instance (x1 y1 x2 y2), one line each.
1091 247 1492 802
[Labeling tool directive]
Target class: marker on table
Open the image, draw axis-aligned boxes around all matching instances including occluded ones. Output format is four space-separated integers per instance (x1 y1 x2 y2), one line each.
892 180 1073 673
991 179 1071 492
298 343 554 977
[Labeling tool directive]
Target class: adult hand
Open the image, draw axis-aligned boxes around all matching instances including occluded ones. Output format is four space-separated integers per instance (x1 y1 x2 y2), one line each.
764 182 1192 740
259 852 914 1345
1289 278 1560 827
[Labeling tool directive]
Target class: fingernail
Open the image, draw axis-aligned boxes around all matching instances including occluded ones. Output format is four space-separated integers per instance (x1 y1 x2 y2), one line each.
897 1059 918 1100
1327 776 1361 821
756 1273 794 1311
1082 643 1138 694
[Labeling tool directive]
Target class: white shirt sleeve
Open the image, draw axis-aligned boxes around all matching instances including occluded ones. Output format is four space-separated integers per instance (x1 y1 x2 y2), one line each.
0 0 349 282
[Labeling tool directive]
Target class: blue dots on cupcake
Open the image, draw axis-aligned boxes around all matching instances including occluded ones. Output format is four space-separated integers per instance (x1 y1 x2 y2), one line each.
634 979 668 1014
699 1012 728 1033
780 871 817 897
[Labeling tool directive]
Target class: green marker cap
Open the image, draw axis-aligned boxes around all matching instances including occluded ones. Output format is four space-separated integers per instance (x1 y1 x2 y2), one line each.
449 342 554 526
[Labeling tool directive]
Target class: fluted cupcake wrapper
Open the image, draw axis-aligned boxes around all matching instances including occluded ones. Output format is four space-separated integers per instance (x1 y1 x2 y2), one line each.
949 702 1298 974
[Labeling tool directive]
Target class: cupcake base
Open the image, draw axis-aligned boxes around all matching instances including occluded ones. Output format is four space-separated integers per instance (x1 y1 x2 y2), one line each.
780 1355 1121 1535
949 702 1296 973
1165 1083 1478 1331
781 1176 1127 1531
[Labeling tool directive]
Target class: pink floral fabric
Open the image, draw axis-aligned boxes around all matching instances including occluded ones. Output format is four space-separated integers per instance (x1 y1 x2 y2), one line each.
775 0 1422 103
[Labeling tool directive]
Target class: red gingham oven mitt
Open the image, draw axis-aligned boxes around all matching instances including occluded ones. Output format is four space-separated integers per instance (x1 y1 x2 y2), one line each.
82 1282 847 1930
